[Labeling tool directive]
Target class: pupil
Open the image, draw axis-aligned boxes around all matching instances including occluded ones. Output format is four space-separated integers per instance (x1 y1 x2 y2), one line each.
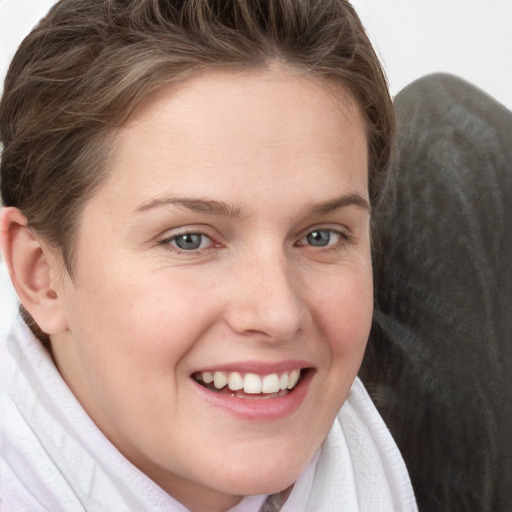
307 230 330 247
175 234 202 250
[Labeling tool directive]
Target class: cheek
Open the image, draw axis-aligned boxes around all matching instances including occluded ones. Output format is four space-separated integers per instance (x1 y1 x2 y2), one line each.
67 267 223 384
301 267 373 440
314 266 373 354
119 270 220 337
57 272 208 436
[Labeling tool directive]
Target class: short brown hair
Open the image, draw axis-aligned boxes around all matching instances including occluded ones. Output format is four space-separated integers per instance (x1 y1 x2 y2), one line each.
1 0 395 337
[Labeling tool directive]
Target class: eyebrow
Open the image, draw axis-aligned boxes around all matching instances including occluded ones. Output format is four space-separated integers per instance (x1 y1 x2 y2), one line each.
306 193 371 216
135 197 244 217
135 192 370 218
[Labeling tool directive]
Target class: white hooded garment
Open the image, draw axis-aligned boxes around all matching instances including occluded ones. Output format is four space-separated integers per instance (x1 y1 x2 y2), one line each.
0 319 417 512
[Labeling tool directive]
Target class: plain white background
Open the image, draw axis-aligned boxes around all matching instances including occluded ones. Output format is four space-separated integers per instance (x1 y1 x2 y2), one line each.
1 0 512 335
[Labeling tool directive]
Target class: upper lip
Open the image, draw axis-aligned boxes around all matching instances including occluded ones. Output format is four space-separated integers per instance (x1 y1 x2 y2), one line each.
191 360 313 375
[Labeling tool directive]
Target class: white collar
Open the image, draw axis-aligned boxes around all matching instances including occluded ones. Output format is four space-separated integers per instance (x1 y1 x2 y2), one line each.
1 320 416 511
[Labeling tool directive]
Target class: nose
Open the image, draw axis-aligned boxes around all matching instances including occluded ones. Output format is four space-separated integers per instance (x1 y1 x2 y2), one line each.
223 250 309 342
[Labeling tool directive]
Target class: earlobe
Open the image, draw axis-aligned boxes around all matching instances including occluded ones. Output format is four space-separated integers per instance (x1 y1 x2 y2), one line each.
1 207 68 335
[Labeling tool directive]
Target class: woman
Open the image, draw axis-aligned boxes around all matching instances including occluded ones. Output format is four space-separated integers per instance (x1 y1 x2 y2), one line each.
0 1 417 510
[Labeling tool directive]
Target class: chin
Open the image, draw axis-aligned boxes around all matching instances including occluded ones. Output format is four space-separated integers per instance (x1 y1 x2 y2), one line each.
210 451 307 497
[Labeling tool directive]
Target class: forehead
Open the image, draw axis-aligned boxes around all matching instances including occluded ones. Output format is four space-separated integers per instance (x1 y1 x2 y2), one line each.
138 66 359 110
95 69 368 213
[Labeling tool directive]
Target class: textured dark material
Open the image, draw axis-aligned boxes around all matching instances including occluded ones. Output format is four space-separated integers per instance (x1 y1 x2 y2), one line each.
361 73 512 511
258 485 294 512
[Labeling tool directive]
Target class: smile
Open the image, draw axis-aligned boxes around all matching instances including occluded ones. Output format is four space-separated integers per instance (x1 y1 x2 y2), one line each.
192 369 302 398
191 365 314 420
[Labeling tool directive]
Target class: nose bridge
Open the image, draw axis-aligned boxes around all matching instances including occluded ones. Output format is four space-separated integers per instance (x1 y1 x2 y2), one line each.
226 246 306 340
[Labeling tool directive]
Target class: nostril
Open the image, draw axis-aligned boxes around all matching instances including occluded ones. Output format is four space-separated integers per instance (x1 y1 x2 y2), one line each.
225 302 306 341
223 260 307 339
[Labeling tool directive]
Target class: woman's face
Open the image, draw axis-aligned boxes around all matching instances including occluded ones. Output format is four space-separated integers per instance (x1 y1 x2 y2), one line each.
50 69 373 511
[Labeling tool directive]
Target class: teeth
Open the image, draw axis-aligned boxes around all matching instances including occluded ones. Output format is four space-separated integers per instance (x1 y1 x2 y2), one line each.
202 371 214 384
228 372 244 391
279 373 289 390
244 373 262 394
213 371 228 389
196 369 303 394
288 369 300 389
261 374 280 394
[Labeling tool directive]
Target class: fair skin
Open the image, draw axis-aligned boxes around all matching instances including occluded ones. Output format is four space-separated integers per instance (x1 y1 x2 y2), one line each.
3 69 372 512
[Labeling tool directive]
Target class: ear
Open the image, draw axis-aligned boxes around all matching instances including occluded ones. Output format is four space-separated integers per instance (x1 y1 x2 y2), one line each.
1 207 69 334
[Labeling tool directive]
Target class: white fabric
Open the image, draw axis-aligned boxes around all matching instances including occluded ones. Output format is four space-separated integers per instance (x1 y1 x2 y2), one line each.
0 319 417 512
0 260 17 343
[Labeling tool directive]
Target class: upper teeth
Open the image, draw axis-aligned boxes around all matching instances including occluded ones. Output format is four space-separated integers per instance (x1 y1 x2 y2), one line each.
196 369 301 394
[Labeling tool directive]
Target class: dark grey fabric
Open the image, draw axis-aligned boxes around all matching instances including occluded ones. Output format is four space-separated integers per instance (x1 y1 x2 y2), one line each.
258 485 294 512
360 73 512 512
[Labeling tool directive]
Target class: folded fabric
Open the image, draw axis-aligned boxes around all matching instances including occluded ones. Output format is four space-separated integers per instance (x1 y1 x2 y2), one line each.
1 319 417 512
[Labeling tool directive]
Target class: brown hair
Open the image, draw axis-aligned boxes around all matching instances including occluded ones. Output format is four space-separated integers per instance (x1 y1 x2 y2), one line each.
1 0 395 339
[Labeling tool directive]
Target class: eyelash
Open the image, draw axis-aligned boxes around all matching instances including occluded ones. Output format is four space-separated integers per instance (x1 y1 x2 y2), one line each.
158 227 352 255
295 228 352 251
158 232 218 253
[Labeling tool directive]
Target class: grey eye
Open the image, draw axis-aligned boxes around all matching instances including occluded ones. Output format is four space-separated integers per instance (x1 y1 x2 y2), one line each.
172 233 206 250
305 229 332 247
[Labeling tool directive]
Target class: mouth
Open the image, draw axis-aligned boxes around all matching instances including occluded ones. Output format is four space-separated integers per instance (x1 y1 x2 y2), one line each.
191 368 305 399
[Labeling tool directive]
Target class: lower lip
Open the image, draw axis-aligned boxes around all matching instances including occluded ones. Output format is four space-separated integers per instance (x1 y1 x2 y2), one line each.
191 370 313 421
